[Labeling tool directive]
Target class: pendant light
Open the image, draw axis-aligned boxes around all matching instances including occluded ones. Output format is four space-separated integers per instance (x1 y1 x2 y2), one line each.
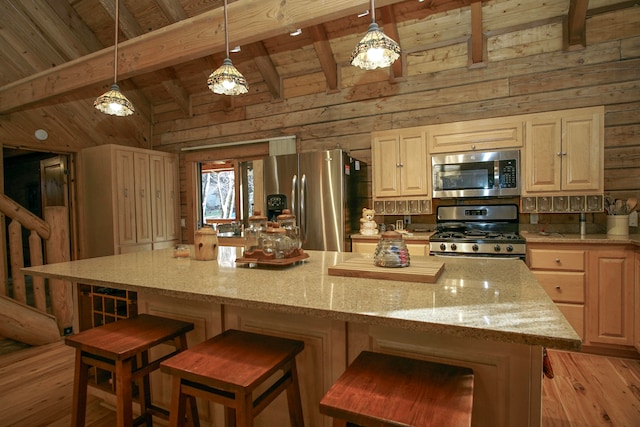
351 0 401 70
94 0 134 116
207 0 248 95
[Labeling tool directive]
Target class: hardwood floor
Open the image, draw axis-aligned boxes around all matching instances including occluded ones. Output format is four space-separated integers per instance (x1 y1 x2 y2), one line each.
1 339 639 426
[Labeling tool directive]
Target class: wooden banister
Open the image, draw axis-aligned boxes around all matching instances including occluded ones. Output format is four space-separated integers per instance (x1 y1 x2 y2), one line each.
0 193 70 343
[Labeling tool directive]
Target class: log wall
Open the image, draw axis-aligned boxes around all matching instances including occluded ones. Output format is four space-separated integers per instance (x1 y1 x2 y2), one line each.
148 2 639 234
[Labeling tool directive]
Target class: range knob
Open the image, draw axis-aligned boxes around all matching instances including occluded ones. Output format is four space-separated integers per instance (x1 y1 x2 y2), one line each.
440 243 446 251
506 245 514 252
494 245 501 252
451 243 457 250
472 244 479 252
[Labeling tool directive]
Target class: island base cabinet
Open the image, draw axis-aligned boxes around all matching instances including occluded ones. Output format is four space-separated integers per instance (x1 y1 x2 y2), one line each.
224 306 347 427
137 292 224 426
586 248 634 348
348 323 543 427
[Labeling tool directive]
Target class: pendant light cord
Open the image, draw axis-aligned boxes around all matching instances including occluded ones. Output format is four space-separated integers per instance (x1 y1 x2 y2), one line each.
113 0 119 84
370 0 376 24
224 0 230 58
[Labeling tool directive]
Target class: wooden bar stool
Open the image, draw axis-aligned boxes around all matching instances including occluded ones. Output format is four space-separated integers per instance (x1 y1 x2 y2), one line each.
65 314 195 427
320 351 474 427
160 329 305 427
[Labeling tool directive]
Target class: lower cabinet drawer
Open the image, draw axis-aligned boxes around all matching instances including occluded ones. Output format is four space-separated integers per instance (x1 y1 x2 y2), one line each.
556 303 584 339
528 249 585 271
533 271 585 303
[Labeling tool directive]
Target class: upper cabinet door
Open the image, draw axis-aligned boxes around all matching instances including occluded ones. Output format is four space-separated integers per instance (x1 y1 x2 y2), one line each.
134 152 153 244
399 132 429 196
524 117 562 193
150 154 167 242
372 132 402 198
562 110 602 192
427 117 523 154
115 149 137 246
163 155 180 241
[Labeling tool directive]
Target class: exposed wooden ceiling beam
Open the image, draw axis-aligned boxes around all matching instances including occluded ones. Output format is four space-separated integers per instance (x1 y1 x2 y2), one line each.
155 0 189 22
564 0 588 50
0 0 408 114
379 5 404 80
469 1 486 66
247 42 282 99
308 24 338 92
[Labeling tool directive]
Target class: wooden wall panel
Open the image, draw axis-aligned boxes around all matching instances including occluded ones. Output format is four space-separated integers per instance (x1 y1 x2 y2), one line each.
144 6 640 228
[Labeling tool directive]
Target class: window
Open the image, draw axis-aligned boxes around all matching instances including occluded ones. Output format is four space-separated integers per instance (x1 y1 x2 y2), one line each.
199 160 256 227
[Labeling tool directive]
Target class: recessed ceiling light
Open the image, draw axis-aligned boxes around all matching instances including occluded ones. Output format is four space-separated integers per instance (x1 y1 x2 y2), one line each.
290 28 302 36
34 129 48 141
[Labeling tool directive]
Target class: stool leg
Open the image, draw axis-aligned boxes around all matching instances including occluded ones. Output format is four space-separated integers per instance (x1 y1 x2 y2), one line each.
115 358 134 427
137 350 153 427
186 394 200 427
71 350 89 427
285 360 305 427
224 406 236 427
168 376 186 427
233 391 253 427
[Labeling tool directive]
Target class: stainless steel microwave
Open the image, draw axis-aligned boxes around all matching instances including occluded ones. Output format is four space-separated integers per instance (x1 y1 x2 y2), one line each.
431 149 520 198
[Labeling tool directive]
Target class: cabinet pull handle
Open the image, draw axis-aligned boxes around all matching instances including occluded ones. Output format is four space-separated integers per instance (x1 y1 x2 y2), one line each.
156 190 161 198
124 188 129 198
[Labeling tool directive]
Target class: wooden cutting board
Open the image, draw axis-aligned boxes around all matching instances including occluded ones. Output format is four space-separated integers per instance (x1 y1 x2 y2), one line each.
328 257 445 283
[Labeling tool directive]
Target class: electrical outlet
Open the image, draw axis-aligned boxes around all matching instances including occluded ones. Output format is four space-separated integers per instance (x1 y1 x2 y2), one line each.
404 215 411 226
180 218 186 227
629 211 638 227
530 213 539 224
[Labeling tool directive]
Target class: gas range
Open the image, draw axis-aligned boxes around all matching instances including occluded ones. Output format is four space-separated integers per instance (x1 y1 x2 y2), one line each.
429 204 526 259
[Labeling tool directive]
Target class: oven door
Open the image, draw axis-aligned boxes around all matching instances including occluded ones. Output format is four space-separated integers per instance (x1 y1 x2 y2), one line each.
430 252 526 261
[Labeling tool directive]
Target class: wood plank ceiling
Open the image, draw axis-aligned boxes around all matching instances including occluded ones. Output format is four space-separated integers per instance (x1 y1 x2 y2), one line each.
0 0 593 151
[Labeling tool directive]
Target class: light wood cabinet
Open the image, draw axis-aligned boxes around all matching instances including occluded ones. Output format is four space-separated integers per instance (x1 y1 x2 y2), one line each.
81 144 180 258
427 116 523 153
527 245 586 338
371 128 429 199
528 241 637 353
586 246 634 347
523 106 603 196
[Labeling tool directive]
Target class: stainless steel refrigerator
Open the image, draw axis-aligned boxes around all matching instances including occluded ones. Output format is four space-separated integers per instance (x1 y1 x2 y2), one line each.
262 149 367 252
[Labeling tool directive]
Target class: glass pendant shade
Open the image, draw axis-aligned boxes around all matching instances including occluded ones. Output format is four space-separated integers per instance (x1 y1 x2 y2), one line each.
208 0 248 96
351 22 401 70
94 0 134 116
94 83 135 116
208 58 249 95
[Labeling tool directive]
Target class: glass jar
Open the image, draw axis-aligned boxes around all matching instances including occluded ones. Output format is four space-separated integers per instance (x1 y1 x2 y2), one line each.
244 211 267 253
373 231 410 268
277 209 300 249
262 225 290 259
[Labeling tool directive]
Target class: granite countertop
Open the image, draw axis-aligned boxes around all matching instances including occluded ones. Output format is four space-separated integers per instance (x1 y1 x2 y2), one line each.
22 247 580 351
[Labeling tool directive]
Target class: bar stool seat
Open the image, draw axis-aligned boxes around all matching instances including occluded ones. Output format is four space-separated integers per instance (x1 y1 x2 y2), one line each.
65 314 194 427
319 351 474 427
160 329 305 427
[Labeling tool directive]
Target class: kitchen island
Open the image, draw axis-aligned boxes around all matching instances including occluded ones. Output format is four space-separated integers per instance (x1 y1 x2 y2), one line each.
24 248 580 427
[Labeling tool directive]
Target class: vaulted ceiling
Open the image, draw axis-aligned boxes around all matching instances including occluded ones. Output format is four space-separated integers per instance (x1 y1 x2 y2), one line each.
0 0 602 151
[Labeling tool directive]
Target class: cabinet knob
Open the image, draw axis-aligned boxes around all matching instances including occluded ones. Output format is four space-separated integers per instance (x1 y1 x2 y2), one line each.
397 163 404 167
471 144 476 150
555 285 561 290
554 258 560 263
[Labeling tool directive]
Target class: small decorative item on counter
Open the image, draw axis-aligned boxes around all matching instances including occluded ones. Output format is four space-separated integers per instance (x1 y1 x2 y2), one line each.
605 196 637 237
277 209 301 249
194 225 218 261
374 231 410 268
360 208 378 235
173 244 190 259
243 222 305 261
244 211 268 253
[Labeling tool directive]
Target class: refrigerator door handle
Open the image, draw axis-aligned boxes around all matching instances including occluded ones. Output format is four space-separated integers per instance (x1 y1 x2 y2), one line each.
291 174 297 218
300 173 306 243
